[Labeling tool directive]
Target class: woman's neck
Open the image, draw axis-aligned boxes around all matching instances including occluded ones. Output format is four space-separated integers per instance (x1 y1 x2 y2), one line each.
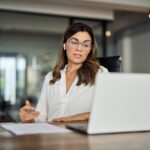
66 64 81 73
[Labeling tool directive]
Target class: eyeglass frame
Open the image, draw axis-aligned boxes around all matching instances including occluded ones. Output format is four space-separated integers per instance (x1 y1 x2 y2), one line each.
66 38 93 51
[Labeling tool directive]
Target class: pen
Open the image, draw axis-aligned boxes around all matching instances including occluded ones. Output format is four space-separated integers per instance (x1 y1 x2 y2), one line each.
26 109 32 113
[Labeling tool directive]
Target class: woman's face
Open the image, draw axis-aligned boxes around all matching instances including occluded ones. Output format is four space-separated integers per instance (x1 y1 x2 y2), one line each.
65 31 92 65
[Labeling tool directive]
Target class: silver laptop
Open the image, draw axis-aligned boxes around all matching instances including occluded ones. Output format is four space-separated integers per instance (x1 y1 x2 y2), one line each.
66 73 150 134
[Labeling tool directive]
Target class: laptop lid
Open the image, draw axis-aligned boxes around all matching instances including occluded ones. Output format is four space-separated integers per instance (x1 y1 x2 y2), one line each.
87 73 150 134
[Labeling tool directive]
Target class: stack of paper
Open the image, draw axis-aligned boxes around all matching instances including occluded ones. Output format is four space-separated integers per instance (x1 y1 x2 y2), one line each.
0 123 71 135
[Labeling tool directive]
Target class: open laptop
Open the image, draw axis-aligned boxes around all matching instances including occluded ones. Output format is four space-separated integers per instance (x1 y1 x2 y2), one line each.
66 73 150 134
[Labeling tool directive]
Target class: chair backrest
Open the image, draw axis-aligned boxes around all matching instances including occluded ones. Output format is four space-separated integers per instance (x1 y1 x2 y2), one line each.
97 56 122 72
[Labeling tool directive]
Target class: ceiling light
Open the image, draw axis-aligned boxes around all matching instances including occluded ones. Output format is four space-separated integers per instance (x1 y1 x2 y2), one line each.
105 30 111 37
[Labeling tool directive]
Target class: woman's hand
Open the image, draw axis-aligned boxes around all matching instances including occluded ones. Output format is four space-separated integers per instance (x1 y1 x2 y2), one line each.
51 112 90 123
19 100 40 123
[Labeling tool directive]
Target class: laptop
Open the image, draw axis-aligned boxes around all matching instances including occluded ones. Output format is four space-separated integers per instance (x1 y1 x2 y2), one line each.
66 73 150 134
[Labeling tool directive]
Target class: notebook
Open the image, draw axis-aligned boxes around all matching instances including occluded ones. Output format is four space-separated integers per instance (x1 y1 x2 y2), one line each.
66 73 150 134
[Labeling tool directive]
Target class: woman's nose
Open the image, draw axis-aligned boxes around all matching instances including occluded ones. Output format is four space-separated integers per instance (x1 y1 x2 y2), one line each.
76 43 83 51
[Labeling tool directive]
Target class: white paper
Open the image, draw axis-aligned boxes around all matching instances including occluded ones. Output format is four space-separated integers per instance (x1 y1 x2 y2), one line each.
0 123 71 135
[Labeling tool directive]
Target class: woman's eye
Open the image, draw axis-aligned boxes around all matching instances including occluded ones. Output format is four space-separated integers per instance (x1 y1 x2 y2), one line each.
71 40 78 45
84 44 88 47
84 44 90 48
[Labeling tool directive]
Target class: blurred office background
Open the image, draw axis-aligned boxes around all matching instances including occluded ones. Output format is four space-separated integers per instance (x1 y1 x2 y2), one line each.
0 0 150 122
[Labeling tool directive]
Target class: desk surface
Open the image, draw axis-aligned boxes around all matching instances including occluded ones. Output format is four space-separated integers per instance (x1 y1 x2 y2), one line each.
0 124 150 150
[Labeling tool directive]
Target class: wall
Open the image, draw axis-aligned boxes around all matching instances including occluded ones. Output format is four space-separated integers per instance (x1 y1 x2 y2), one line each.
131 29 150 73
116 23 150 73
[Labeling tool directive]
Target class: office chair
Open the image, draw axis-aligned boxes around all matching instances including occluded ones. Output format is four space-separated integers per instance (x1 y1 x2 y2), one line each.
97 56 122 72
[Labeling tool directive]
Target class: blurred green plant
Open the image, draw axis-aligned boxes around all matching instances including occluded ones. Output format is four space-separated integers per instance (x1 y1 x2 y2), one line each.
0 77 5 88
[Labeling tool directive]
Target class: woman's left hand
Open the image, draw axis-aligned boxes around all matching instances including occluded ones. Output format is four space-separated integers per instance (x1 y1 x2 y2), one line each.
51 112 90 123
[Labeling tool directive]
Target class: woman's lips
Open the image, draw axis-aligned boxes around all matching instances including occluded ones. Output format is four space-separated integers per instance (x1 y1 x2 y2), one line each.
73 54 82 59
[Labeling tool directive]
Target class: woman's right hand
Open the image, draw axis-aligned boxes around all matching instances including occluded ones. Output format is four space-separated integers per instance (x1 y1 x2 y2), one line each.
19 100 40 123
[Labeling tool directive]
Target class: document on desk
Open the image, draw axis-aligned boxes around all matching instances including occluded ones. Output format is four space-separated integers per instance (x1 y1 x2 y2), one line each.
0 123 71 135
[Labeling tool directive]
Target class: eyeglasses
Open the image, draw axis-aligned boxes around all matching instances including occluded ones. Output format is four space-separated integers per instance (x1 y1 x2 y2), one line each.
67 38 92 51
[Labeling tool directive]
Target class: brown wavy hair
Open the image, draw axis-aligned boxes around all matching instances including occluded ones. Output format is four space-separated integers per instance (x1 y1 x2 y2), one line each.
50 22 100 86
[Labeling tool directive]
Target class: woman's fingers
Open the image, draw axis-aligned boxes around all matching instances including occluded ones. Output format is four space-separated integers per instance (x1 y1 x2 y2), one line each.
24 100 32 111
19 100 40 123
20 105 35 112
24 114 39 121
20 110 39 123
30 111 40 115
52 112 90 122
25 100 31 106
21 100 36 112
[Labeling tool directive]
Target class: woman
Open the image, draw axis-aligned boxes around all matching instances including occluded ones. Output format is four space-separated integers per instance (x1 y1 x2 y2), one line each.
19 22 108 123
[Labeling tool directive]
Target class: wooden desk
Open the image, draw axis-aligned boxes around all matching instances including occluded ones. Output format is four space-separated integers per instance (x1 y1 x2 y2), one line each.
0 125 150 150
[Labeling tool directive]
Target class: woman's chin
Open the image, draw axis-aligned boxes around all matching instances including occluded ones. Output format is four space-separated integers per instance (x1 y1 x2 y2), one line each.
72 60 84 65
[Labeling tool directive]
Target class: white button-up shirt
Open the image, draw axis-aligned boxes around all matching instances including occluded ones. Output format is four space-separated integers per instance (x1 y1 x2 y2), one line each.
35 66 108 122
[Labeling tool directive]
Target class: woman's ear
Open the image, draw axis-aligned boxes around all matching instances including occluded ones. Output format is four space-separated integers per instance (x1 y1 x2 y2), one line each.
63 43 66 50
